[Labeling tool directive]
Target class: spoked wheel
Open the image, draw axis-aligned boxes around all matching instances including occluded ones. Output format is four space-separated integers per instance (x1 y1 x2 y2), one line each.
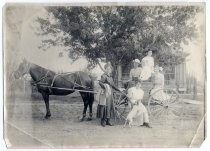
113 91 129 123
148 88 182 122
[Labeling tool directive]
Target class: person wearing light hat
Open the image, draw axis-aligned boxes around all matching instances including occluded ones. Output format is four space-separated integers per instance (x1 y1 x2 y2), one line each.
150 65 170 101
129 59 142 83
96 62 121 127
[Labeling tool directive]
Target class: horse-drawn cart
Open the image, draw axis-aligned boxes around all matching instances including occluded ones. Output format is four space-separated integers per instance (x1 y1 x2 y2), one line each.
14 60 183 123
35 80 182 124
26 74 183 123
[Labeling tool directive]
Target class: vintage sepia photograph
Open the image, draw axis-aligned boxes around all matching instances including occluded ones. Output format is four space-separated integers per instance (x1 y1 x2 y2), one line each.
3 2 206 148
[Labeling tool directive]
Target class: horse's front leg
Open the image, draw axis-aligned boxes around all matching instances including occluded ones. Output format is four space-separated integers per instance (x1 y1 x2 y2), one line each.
41 92 51 119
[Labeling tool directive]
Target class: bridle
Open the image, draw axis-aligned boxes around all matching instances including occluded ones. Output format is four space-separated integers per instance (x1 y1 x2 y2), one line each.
16 62 51 85
15 62 31 81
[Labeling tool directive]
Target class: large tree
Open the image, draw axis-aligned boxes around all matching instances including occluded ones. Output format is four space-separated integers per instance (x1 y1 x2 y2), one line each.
36 5 202 72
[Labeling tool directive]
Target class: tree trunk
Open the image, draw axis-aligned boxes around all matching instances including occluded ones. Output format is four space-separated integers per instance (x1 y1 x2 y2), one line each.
117 64 122 88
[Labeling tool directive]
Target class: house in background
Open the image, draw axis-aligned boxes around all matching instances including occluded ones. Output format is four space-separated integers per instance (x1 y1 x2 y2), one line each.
113 60 198 100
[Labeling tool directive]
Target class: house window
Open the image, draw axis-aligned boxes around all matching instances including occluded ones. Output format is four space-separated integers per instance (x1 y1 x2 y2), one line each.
164 66 175 86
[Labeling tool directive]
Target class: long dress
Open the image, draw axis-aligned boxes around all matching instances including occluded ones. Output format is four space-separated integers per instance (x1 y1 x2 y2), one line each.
127 87 149 125
96 73 118 119
140 56 154 81
150 72 170 101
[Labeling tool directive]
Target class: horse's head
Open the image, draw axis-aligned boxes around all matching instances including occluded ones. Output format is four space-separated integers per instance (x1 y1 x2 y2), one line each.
14 59 30 79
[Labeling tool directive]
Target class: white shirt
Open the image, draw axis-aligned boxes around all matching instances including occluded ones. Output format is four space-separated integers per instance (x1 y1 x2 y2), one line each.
141 56 154 71
127 87 144 101
129 67 142 80
152 72 164 88
140 56 154 81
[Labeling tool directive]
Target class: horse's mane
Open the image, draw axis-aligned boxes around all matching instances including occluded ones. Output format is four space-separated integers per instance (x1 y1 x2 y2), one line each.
29 62 55 74
27 62 93 87
26 62 55 82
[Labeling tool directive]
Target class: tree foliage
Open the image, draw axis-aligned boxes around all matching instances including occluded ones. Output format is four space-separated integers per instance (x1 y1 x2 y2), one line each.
36 5 202 68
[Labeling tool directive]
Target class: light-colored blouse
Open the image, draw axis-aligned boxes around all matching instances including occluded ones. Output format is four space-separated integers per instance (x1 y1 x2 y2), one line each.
127 87 144 101
141 56 154 71
152 72 164 88
129 67 142 80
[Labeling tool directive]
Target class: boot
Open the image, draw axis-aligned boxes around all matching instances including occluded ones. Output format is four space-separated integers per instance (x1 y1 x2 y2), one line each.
101 119 106 127
106 118 113 126
143 122 152 128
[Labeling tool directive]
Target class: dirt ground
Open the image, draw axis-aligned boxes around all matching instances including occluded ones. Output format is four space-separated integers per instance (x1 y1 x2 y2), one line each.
4 91 205 148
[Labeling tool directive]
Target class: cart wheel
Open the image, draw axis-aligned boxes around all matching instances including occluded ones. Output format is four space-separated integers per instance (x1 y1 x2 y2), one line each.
148 88 182 122
113 91 128 123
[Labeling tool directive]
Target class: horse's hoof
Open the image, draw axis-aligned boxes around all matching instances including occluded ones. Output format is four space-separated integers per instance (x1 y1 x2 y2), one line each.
79 117 85 122
43 117 50 121
44 116 51 120
79 119 84 122
87 117 93 121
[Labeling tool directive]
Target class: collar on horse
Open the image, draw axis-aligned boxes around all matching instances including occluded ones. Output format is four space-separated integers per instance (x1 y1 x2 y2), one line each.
32 70 50 85
22 62 51 86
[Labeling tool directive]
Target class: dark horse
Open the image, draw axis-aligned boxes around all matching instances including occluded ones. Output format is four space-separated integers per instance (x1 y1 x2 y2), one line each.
14 59 94 121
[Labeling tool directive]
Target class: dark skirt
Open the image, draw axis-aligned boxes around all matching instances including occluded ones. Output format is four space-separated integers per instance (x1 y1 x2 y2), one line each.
96 104 114 119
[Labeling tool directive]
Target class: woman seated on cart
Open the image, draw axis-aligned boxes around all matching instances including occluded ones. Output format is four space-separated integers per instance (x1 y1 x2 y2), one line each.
96 63 121 127
150 65 170 101
127 59 142 89
129 59 142 81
